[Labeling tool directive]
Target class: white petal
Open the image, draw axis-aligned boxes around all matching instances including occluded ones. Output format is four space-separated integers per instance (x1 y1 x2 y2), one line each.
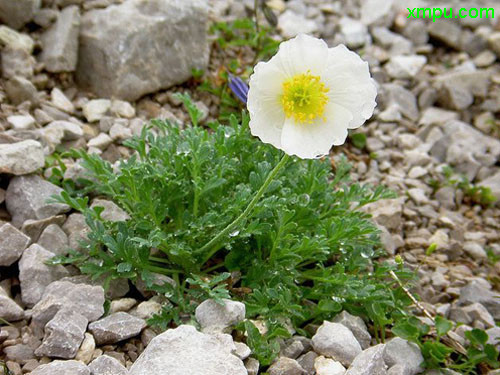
275 34 329 77
247 59 286 149
280 103 352 159
323 44 377 129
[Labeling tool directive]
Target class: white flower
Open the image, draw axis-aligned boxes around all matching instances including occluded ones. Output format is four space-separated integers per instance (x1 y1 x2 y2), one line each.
247 34 377 159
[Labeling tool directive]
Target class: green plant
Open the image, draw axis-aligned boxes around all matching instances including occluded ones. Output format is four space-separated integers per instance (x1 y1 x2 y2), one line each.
428 165 497 206
50 96 415 366
393 316 499 373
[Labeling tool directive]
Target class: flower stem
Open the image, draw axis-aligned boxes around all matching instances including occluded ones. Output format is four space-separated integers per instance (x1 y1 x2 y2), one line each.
198 153 290 263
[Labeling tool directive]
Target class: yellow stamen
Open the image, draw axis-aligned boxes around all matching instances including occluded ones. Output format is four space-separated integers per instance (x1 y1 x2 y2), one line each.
281 71 329 124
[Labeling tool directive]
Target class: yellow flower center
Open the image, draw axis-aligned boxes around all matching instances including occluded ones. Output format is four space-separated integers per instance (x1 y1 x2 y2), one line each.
281 72 329 124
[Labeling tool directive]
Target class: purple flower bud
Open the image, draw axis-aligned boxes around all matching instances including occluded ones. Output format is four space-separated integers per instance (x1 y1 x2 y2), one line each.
228 74 249 104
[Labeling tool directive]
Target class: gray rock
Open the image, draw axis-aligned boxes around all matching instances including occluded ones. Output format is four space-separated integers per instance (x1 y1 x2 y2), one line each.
0 223 30 266
463 242 487 261
19 244 69 307
0 0 41 29
346 344 386 375
129 325 247 375
462 303 495 328
269 357 306 375
89 355 128 375
3 343 35 365
281 340 305 360
1 45 35 79
76 0 209 101
40 6 80 72
22 215 66 243
4 76 39 105
0 288 24 322
246 357 260 375
430 121 500 180
61 274 129 300
35 309 88 359
428 20 462 49
312 321 362 367
88 312 146 345
486 326 500 347
30 360 90 375
365 198 405 231
195 298 245 333
381 84 419 121
333 311 371 349
298 351 318 375
438 82 474 110
6 175 70 227
31 280 104 335
38 224 69 255
383 338 424 375
0 140 45 176
90 199 130 222
62 213 90 251
488 32 500 57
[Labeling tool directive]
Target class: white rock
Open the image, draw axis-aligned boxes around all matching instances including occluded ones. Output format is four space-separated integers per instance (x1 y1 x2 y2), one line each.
278 10 318 38
129 325 247 375
30 360 90 375
195 298 246 333
87 133 113 150
82 99 111 122
109 123 132 142
7 114 36 129
361 0 394 26
89 355 128 375
339 17 370 48
315 356 346 375
312 321 362 367
75 333 95 364
51 88 75 113
45 121 83 141
385 55 427 79
110 100 136 118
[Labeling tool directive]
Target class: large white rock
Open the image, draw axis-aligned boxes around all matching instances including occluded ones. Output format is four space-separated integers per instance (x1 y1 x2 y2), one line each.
0 140 44 176
76 0 209 101
129 325 247 375
312 322 362 367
